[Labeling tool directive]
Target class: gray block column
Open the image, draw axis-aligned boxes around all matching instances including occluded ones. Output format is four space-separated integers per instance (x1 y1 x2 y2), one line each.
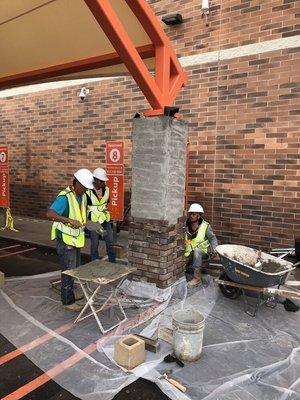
129 116 188 288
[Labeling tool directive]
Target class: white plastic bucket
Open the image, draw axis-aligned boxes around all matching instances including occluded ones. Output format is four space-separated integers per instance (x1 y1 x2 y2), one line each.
172 309 205 362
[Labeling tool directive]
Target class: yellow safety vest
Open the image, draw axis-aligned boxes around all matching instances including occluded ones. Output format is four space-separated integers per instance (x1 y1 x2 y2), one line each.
184 220 210 257
51 187 87 248
86 187 111 224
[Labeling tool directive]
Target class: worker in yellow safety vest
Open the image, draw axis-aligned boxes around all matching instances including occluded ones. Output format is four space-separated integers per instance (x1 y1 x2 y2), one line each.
85 168 116 263
185 203 218 288
46 169 94 312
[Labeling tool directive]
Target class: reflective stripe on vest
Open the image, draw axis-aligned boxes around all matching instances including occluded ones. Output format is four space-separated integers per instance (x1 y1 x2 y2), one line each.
184 221 210 257
51 187 86 248
87 187 111 223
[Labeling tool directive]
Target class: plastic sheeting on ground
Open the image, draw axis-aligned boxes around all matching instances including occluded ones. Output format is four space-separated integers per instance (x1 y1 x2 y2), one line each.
0 271 299 400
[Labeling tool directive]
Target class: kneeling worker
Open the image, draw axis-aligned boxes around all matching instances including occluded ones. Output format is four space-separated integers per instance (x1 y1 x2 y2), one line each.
185 203 218 288
46 169 94 311
86 168 116 263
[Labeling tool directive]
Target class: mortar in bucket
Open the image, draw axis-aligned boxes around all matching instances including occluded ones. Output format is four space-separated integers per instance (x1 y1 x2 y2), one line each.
172 309 205 362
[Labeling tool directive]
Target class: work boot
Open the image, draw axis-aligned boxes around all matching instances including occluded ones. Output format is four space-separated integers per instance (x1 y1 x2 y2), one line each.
74 291 84 301
64 302 83 312
188 269 202 288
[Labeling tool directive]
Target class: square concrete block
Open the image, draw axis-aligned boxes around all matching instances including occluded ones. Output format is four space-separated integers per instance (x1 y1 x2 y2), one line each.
114 334 145 370
0 271 4 287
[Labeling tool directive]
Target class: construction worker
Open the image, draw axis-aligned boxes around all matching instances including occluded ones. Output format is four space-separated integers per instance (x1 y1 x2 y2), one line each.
86 168 116 263
46 168 94 312
185 203 218 288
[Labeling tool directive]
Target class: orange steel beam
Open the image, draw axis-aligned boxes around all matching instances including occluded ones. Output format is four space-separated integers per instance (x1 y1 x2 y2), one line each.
125 0 187 105
84 0 165 111
0 44 154 90
155 45 171 101
85 0 187 115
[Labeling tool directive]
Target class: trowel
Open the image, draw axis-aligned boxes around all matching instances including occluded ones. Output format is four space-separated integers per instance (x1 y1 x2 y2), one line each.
254 249 263 270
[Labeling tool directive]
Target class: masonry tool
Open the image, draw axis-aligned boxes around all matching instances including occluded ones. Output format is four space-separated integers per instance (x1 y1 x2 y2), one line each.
158 369 186 393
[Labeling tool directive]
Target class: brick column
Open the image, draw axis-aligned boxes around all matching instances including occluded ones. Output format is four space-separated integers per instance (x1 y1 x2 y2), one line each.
128 116 188 288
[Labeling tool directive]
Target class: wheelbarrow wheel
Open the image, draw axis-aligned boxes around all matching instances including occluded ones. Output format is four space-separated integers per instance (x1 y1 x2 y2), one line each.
218 272 242 299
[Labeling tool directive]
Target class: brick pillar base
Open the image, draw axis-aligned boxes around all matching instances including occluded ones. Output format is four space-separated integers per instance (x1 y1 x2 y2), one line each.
128 216 186 288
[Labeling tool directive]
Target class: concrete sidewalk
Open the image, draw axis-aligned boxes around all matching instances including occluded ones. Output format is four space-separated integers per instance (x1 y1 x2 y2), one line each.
0 215 128 257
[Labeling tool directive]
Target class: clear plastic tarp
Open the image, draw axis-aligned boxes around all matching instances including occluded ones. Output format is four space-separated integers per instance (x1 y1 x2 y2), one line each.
0 271 299 400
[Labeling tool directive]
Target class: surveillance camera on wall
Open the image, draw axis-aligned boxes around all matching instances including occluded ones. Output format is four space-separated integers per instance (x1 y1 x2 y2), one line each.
79 87 90 101
202 0 209 11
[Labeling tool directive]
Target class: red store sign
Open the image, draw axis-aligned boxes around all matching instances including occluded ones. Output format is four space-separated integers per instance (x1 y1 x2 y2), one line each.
106 141 124 221
0 146 9 208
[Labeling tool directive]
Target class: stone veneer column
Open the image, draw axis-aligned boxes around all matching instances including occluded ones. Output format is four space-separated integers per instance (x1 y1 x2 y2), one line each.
128 116 188 288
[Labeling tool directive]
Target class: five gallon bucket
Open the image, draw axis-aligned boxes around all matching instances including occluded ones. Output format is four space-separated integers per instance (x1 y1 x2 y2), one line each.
172 309 205 362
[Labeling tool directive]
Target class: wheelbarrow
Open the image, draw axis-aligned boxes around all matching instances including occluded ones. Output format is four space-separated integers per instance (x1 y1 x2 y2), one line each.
215 244 298 316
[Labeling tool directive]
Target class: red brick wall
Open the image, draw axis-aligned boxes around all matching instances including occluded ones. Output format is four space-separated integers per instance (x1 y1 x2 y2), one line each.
0 0 299 250
180 48 300 249
0 78 141 218
149 0 300 56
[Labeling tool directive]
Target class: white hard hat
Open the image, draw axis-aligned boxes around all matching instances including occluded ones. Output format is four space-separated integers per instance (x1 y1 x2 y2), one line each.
188 203 204 213
93 168 109 181
74 169 94 189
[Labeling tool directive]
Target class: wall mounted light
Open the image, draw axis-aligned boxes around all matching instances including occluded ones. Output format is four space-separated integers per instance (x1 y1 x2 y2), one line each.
202 0 210 26
162 14 183 26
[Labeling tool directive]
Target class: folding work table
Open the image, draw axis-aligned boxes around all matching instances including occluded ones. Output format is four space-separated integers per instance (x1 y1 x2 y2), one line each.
63 260 136 333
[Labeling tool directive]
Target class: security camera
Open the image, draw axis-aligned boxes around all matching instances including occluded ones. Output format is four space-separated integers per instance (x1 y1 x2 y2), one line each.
79 87 89 101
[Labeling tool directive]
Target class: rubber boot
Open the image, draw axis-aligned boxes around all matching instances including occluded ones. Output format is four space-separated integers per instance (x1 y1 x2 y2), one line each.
188 268 202 288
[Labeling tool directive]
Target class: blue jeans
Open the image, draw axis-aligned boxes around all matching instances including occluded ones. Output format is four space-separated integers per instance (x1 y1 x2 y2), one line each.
89 221 116 262
56 238 81 305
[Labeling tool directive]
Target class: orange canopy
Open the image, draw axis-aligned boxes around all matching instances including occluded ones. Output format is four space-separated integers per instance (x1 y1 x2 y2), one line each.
0 0 187 114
